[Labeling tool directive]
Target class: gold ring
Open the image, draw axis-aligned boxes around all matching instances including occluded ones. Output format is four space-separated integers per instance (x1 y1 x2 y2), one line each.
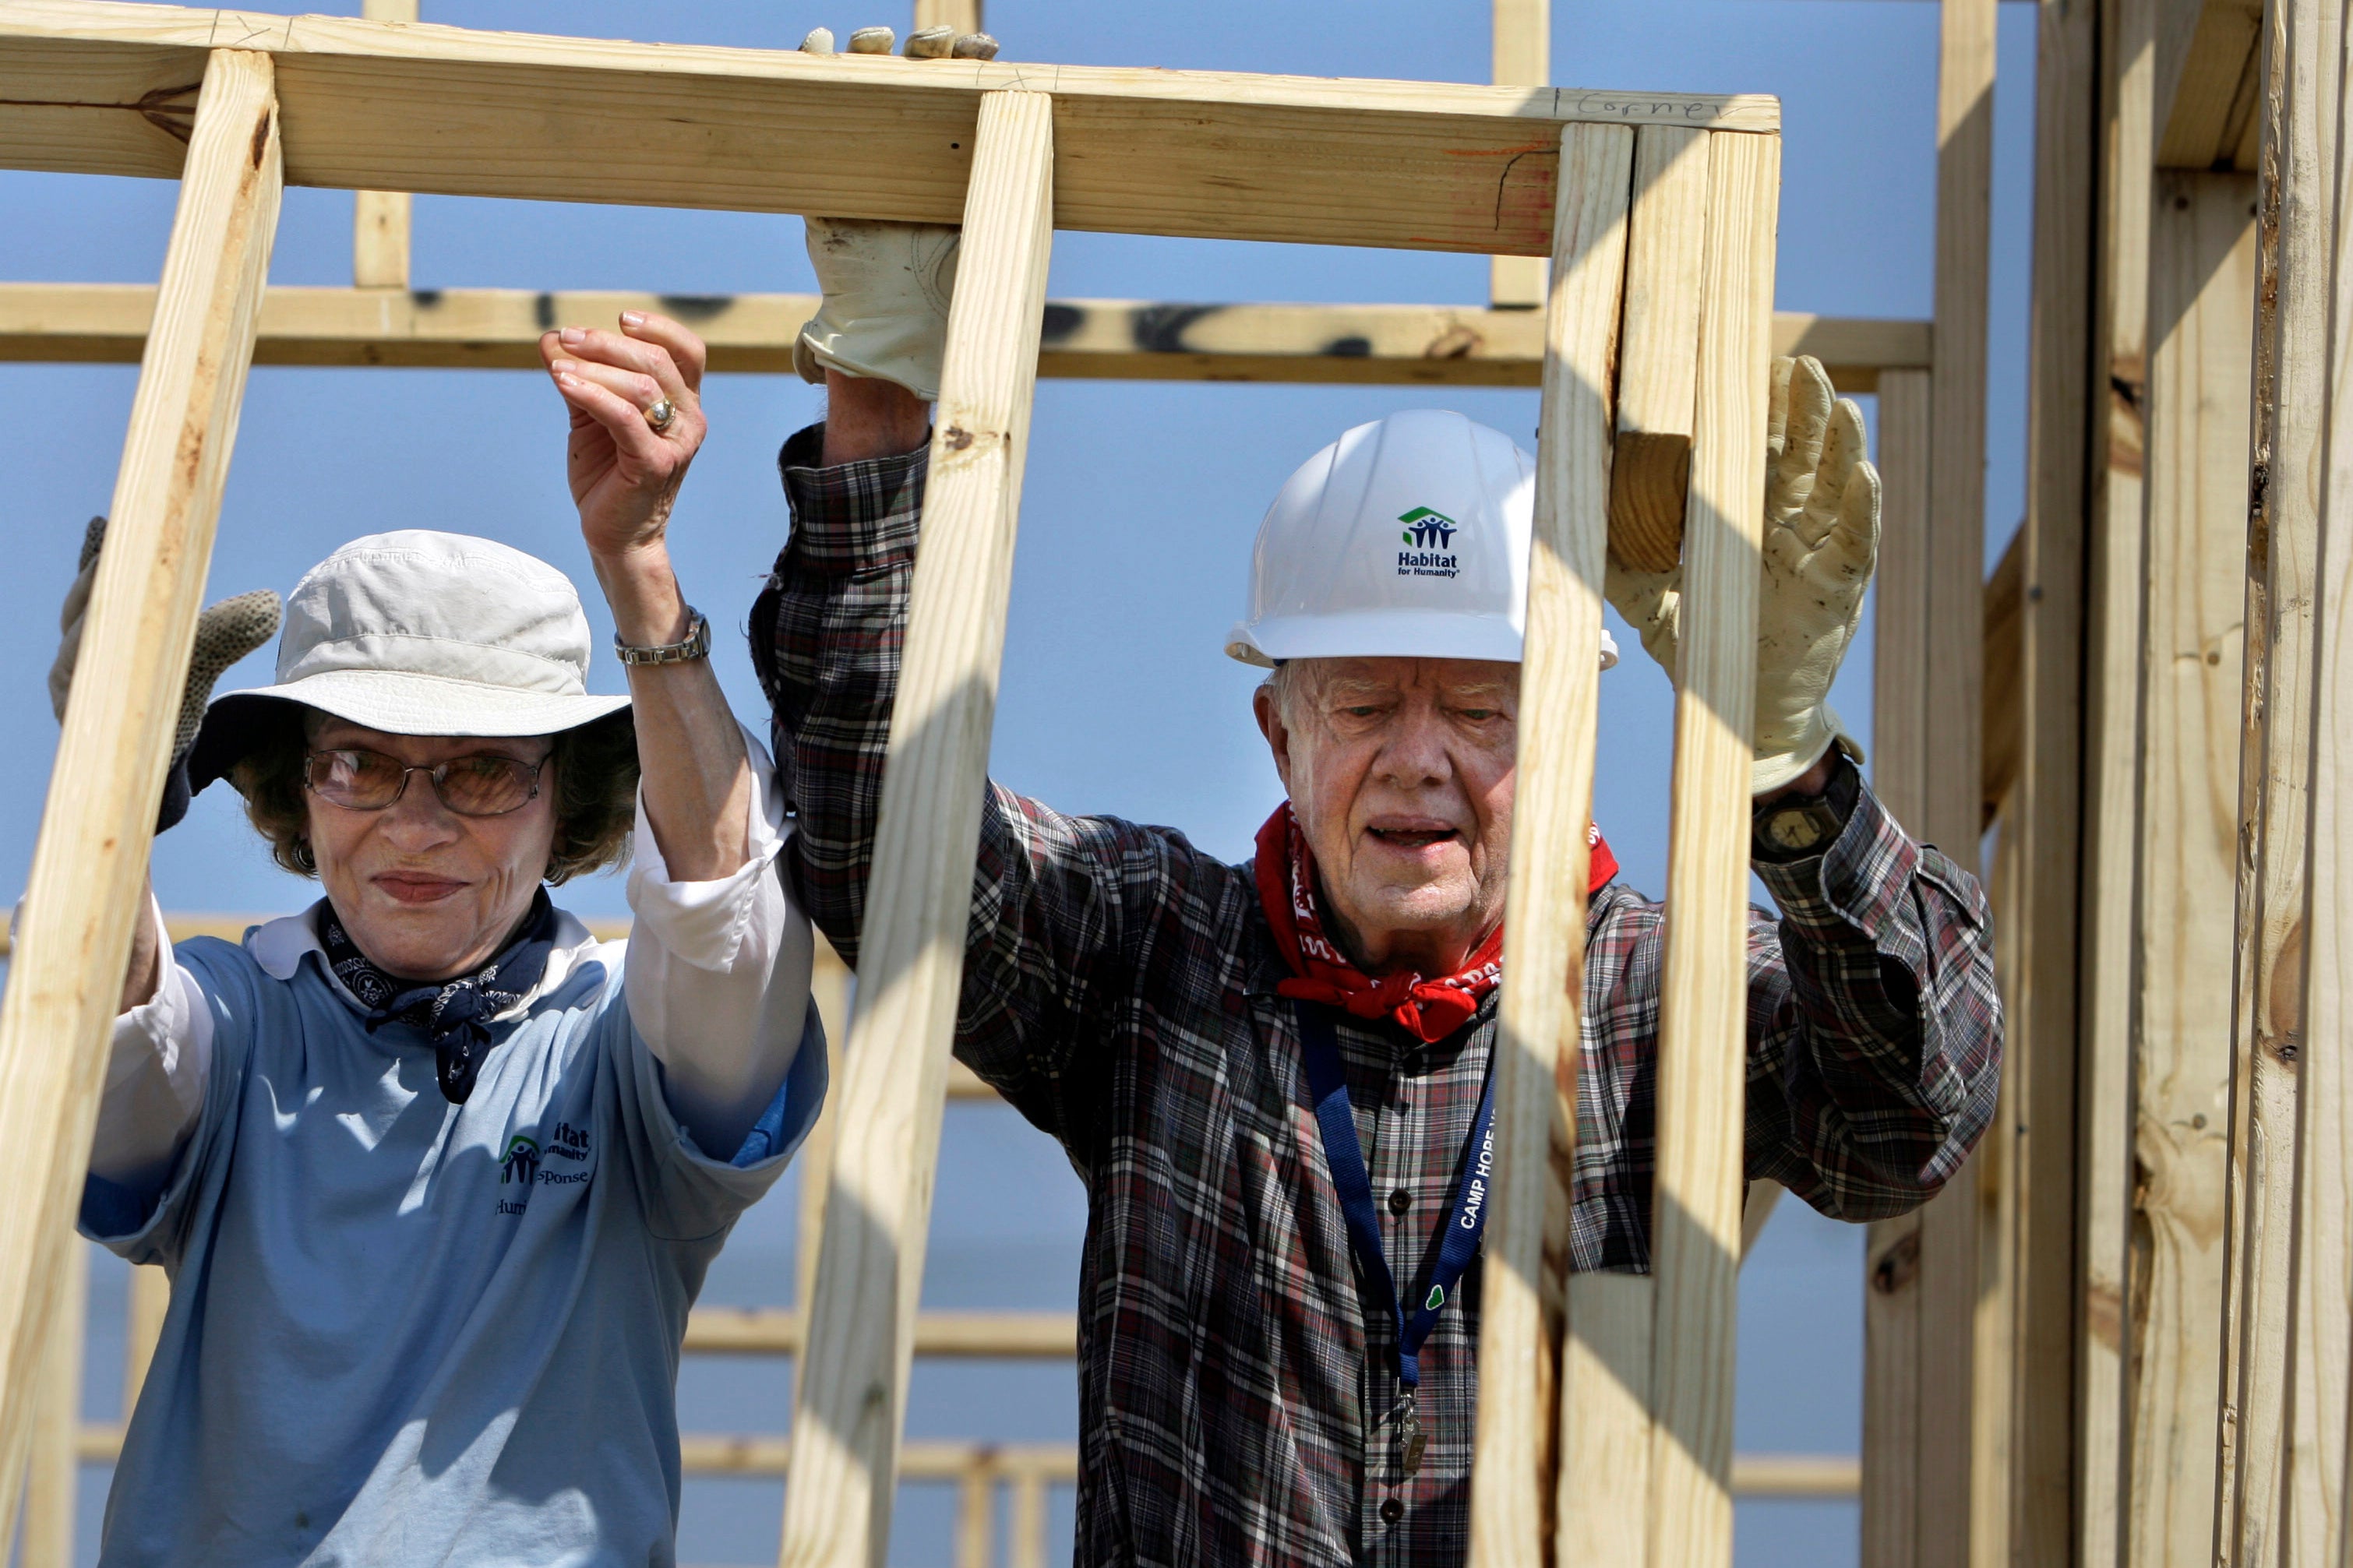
645 398 676 432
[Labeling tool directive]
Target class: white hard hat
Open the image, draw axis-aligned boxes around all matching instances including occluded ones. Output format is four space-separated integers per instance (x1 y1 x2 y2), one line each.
1224 409 1619 671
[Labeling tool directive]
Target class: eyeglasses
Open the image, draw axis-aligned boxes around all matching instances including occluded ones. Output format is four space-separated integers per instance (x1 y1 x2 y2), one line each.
303 749 547 818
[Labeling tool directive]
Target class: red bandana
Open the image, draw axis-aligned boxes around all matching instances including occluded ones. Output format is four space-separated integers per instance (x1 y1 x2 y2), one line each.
1253 803 1619 1044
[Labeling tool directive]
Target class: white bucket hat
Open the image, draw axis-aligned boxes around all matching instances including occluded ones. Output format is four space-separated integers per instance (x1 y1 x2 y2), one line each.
189 530 630 791
1224 408 1617 671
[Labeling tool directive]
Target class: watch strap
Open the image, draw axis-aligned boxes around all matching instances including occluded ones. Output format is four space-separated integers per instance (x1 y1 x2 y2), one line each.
614 606 711 666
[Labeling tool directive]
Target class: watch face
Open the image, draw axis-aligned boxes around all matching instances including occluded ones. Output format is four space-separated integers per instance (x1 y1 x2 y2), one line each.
1765 805 1829 851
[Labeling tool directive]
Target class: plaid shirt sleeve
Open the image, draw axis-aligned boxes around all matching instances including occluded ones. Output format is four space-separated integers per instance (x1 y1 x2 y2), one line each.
1739 778 2004 1217
749 425 1236 1174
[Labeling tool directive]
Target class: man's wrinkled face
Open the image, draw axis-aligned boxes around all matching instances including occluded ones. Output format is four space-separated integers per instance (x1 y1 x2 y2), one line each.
1254 656 1517 975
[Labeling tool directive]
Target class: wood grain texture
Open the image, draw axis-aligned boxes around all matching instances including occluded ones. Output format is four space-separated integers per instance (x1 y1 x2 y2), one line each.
2124 169 2254 1567
21 1237 87 1568
2077 0 2159 1560
2153 0 2264 170
1489 0 1551 308
2218 0 2332 1556
913 0 983 34
0 0 1773 256
776 90 1055 1568
1466 117 1632 1568
1643 127 1777 1568
1917 0 1997 1558
1608 125 1709 573
1862 363 1931 1568
1979 527 2023 825
794 939 852 1319
0 283 1924 389
0 46 280 1529
349 0 412 288
1995 0 2097 1554
2277 5 2353 1553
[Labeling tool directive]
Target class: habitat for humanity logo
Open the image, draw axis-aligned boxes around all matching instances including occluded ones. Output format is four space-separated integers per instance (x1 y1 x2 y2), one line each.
1396 506 1463 580
496 1134 540 1216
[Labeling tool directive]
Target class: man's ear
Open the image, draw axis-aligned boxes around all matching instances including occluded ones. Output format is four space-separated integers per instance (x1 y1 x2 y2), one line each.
1254 683 1296 798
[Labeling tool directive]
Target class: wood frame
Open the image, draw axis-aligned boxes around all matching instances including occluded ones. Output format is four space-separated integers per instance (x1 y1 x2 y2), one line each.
0 43 282 1531
0 6 1797 1563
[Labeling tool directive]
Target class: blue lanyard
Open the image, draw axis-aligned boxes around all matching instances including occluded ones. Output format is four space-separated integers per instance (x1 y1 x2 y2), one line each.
1293 1002 1498 1390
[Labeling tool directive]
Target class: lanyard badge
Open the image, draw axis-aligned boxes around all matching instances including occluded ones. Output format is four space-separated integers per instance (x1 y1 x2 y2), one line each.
1293 1002 1498 1481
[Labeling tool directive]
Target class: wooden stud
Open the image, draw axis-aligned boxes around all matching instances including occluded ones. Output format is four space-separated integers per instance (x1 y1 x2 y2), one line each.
1490 0 1551 309
0 2 1774 256
2123 167 2255 1563
20 1237 87 1568
351 0 415 289
777 89 1056 1568
1607 125 1710 574
2076 3 2157 1560
1643 125 1779 1568
1008 1471 1047 1568
0 45 280 1525
2217 0 2334 1556
913 0 982 35
1861 363 1931 1568
954 1468 996 1568
1466 116 1633 1568
1979 528 2024 826
1991 0 2111 1556
0 283 1925 391
2153 0 2264 171
794 939 852 1319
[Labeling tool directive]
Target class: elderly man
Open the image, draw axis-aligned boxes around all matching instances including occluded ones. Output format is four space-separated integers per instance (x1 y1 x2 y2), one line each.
751 199 2000 1566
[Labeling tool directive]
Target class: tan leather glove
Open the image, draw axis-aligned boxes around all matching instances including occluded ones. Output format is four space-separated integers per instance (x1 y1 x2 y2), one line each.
1605 354 1879 795
51 516 281 830
791 23 1000 402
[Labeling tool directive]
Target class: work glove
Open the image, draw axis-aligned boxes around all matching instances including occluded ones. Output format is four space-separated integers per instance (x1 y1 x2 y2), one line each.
1605 355 1879 796
49 516 282 832
791 22 1001 403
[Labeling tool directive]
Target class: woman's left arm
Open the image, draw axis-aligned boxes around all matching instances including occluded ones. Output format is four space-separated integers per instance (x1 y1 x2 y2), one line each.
543 313 817 1154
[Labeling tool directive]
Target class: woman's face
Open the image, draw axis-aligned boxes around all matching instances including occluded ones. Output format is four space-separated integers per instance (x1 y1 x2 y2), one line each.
303 715 559 981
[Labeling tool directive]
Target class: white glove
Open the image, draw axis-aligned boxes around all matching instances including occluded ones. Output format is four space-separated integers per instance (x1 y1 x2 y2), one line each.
792 23 1000 403
1606 354 1879 795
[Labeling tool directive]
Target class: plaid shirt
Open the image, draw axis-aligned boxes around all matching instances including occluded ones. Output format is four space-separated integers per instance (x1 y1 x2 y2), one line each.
751 427 2002 1568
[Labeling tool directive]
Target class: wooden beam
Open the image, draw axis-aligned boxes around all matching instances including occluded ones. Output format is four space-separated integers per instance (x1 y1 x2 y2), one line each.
2076 0 2161 1559
350 0 414 289
1863 362 1934 1568
1980 527 2023 826
0 283 1926 389
1644 126 1778 1568
2153 0 2264 171
686 1309 1076 1358
0 0 1773 257
20 1237 86 1568
2120 167 2254 1566
1467 117 1632 1568
1914 0 1998 1560
912 0 982 35
777 90 1056 1568
0 46 281 1529
1608 125 1709 573
1490 0 1551 308
2215 0 2330 1552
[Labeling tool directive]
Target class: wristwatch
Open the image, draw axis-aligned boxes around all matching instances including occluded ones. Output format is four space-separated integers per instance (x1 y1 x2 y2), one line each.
614 607 711 666
1752 750 1861 862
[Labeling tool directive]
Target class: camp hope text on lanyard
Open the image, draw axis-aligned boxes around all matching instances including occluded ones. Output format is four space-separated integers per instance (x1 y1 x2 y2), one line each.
1293 1001 1498 1478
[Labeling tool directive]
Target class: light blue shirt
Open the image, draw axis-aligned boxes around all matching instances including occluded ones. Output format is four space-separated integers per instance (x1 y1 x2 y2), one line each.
82 921 824 1568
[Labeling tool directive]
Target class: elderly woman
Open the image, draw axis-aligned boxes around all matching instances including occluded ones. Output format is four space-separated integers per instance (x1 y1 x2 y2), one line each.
54 315 817 1566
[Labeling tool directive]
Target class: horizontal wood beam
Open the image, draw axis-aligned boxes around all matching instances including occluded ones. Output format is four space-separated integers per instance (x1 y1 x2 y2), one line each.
2154 0 2263 171
0 0 1772 256
0 284 1928 389
683 1309 1077 1358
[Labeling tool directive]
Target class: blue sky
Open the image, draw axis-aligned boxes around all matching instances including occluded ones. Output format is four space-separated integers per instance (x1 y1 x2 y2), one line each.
4 2 2040 1563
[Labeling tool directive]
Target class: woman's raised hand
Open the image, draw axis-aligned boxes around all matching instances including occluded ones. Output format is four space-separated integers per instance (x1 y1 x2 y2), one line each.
541 312 709 562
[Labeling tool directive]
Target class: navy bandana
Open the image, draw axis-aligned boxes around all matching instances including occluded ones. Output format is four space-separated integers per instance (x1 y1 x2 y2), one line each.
319 890 560 1105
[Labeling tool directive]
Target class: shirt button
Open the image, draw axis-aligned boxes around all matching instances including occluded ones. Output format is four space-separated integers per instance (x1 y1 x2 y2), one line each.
1388 1188 1413 1216
1380 1498 1404 1524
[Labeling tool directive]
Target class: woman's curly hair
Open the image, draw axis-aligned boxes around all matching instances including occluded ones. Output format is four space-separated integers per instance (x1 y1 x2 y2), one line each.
231 706 639 885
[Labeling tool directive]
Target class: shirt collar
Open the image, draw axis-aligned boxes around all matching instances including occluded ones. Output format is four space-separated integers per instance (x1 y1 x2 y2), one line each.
248 900 605 1019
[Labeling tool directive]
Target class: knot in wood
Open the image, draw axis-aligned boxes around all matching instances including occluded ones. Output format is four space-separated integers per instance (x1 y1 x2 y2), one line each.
1869 1229 1921 1295
943 426 975 451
